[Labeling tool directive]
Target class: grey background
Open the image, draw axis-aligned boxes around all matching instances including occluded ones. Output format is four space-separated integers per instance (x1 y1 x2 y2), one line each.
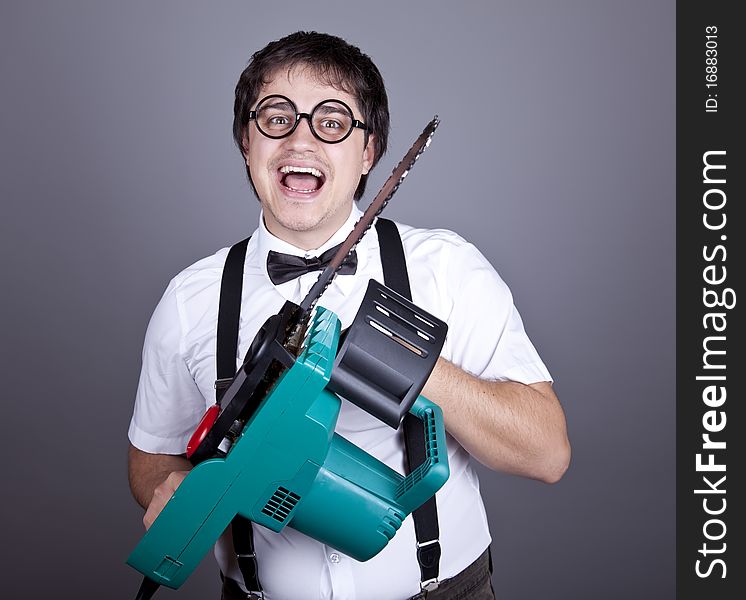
1 1 675 599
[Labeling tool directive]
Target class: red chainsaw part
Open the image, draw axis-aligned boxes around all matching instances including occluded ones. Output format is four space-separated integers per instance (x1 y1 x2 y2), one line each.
186 404 220 459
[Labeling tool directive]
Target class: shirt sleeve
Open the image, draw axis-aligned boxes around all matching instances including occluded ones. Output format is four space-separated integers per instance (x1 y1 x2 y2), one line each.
128 279 209 454
440 237 552 384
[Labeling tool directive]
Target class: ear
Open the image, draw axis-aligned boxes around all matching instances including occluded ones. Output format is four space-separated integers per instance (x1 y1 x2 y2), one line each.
361 133 376 175
242 132 251 166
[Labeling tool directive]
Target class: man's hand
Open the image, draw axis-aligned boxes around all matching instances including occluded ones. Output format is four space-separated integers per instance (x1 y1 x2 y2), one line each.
128 444 193 529
143 470 189 529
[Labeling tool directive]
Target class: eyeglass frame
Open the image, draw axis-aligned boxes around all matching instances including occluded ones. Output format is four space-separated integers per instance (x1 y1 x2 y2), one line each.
248 94 369 144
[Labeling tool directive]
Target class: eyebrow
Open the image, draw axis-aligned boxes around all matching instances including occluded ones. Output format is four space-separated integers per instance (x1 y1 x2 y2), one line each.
259 99 294 112
313 103 349 117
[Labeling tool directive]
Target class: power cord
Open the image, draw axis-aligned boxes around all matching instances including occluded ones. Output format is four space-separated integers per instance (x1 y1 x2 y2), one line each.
135 576 160 600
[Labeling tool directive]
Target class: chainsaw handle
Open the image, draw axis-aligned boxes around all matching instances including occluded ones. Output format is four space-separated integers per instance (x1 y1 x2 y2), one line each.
394 396 450 512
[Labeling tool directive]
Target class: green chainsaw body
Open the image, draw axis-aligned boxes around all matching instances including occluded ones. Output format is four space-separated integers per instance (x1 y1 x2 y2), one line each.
126 305 449 589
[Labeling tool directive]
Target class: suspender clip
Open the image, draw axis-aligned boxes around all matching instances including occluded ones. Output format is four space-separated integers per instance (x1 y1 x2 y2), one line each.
215 377 233 390
416 538 441 591
420 578 439 592
416 538 441 567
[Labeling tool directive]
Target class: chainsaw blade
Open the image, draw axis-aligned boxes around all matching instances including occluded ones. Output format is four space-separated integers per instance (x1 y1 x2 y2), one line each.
298 115 440 316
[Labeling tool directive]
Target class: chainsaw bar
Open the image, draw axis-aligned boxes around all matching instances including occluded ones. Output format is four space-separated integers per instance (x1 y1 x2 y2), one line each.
298 115 440 316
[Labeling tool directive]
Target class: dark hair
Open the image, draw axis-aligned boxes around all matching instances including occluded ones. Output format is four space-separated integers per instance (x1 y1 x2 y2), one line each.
233 31 389 200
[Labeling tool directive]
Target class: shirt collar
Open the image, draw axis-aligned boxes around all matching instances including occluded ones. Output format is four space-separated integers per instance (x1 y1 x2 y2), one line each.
255 205 371 296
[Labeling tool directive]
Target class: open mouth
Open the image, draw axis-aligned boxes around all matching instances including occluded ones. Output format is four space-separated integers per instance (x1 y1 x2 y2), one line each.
278 165 326 194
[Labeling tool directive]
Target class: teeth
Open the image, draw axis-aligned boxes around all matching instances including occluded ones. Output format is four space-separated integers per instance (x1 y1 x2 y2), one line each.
280 165 322 178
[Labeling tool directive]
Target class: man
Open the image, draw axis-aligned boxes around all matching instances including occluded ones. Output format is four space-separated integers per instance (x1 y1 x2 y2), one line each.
128 31 570 600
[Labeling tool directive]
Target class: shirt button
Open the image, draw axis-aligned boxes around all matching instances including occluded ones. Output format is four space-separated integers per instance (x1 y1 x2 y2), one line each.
329 553 340 563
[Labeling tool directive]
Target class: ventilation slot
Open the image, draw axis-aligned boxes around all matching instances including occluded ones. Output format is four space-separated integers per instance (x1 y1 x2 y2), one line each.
261 487 301 523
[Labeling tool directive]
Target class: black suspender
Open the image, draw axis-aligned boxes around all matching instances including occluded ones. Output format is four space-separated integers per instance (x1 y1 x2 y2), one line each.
215 219 441 596
214 237 264 598
216 237 250 401
376 218 442 593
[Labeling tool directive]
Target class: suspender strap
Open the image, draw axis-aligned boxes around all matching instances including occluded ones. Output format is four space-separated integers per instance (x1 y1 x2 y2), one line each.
216 237 263 597
376 218 412 299
231 514 263 598
375 218 442 590
216 237 250 401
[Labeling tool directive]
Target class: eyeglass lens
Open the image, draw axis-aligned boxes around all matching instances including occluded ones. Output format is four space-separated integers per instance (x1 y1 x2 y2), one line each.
255 97 356 142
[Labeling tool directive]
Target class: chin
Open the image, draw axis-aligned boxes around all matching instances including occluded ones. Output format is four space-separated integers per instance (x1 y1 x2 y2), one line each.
265 206 329 238
274 200 328 228
261 184 353 243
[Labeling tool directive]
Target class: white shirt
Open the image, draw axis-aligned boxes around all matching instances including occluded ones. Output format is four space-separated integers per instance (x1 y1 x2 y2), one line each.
129 206 551 600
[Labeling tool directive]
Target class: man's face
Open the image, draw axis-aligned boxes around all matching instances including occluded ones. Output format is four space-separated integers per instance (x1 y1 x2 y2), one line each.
245 66 375 250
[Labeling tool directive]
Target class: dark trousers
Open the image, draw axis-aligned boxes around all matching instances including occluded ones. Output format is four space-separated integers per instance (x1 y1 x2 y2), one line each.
221 548 495 600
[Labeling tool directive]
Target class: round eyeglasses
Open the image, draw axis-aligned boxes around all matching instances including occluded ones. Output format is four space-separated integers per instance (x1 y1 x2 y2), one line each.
248 95 368 144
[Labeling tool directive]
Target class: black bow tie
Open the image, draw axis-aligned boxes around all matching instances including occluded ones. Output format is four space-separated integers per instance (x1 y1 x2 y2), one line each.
266 243 357 285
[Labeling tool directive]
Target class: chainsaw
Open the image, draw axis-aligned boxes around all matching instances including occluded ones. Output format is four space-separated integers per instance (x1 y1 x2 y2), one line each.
127 117 447 599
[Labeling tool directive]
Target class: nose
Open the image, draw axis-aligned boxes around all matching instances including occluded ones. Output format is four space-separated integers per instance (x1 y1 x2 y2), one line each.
283 113 318 150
